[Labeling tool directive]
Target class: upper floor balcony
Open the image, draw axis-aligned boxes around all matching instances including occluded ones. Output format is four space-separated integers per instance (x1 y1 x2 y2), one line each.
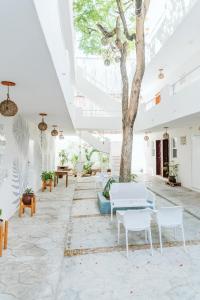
146 0 198 63
135 63 200 132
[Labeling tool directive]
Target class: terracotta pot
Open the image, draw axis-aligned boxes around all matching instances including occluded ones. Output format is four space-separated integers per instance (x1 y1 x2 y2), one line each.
22 193 34 205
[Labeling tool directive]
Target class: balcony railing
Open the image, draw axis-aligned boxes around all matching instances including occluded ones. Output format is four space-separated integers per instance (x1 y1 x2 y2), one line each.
172 63 200 95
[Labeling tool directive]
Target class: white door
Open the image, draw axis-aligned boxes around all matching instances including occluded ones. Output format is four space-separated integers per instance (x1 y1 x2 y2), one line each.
191 135 200 190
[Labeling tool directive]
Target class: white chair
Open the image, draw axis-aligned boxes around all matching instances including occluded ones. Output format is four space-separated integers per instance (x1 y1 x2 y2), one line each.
156 206 186 254
116 209 153 257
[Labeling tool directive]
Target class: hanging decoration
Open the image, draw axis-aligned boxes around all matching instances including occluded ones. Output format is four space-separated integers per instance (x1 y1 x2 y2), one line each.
163 127 169 139
144 132 149 141
38 113 47 131
158 68 164 79
59 130 64 140
0 81 18 116
51 125 58 137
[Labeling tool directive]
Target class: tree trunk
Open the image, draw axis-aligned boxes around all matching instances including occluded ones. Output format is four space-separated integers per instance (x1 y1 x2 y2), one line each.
119 0 149 182
120 124 133 182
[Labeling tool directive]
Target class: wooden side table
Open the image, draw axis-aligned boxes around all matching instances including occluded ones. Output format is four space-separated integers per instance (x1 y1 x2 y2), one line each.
55 171 68 187
19 196 36 217
0 220 8 256
42 180 53 192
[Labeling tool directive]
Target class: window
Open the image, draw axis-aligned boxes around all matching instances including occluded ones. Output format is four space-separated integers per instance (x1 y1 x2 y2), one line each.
171 138 178 158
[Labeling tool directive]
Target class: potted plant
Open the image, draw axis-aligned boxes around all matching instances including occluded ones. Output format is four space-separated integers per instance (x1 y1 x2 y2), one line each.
70 154 79 177
83 161 93 176
41 171 55 191
22 188 34 205
103 177 117 199
168 161 179 183
58 150 68 169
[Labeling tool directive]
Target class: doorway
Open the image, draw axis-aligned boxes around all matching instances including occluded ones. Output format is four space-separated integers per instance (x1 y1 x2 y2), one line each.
156 140 161 175
191 135 200 190
162 139 169 178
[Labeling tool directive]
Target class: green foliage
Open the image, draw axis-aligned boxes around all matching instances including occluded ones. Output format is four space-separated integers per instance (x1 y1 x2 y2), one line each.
70 154 79 169
58 150 68 166
0 209 2 216
73 0 135 61
23 188 34 195
84 148 99 162
169 161 179 177
83 161 93 174
74 0 117 55
41 171 55 181
103 177 117 199
83 148 99 174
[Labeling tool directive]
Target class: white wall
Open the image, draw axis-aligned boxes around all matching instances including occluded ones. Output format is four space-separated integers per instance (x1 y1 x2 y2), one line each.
144 124 200 190
0 114 55 220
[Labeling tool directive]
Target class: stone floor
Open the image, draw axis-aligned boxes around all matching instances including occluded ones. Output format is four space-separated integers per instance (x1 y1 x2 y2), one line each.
57 176 200 300
0 178 75 300
2 175 200 300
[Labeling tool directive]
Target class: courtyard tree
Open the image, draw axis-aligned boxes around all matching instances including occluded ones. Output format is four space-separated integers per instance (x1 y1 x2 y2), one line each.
74 0 150 181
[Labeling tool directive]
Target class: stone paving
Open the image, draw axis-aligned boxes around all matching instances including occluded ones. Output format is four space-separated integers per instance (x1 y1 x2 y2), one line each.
0 178 75 300
1 175 200 299
57 176 200 300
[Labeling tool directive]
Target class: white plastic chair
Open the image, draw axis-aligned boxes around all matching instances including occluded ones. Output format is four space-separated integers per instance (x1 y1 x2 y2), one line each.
156 206 186 254
116 209 153 257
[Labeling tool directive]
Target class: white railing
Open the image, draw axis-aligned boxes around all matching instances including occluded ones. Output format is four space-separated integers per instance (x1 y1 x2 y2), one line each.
172 63 200 95
146 0 198 62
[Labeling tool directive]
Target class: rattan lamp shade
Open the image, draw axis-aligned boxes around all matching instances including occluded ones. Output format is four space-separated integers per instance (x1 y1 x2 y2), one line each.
0 81 18 117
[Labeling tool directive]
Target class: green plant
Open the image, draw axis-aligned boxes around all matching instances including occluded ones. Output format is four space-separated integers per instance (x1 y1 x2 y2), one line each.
163 161 179 178
58 150 68 166
103 177 117 199
71 154 79 168
24 188 34 194
83 161 93 174
0 209 2 216
85 148 99 162
168 161 179 177
41 171 55 181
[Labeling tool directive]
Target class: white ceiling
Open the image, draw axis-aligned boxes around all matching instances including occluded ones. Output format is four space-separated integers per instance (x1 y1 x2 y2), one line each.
0 0 74 134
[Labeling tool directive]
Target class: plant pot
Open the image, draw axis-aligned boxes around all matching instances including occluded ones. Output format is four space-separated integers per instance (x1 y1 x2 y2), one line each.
22 193 34 205
169 176 176 183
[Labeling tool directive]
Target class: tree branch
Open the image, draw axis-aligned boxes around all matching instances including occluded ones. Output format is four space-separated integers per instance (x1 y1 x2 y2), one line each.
116 0 136 41
96 24 116 38
135 0 142 16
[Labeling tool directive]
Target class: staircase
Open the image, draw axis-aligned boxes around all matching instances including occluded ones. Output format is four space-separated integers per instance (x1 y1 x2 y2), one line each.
81 131 110 154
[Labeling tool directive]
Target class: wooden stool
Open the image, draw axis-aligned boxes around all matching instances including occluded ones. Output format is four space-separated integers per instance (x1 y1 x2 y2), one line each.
0 220 8 256
19 196 36 217
42 180 53 192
